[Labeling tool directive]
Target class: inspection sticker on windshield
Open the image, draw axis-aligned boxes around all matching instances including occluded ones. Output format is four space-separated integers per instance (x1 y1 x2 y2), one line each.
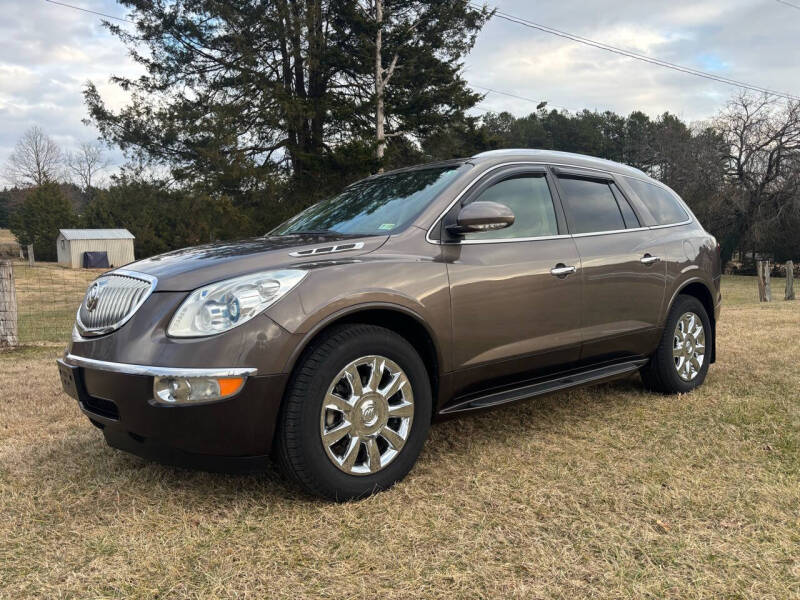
378 223 395 230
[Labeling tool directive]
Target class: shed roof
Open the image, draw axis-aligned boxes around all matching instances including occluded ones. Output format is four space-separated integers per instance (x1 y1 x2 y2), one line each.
58 229 135 240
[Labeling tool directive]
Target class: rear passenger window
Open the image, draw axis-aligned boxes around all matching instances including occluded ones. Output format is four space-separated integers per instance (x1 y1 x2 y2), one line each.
464 175 559 240
557 177 626 234
625 177 688 225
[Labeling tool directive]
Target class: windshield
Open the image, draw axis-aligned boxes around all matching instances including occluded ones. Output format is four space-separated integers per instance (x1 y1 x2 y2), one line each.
272 165 463 237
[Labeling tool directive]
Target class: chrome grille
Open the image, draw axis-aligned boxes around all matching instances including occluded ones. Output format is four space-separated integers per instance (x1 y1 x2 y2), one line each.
77 271 156 336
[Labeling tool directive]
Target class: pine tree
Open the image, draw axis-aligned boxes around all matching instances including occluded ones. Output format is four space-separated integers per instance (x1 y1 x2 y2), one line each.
84 0 490 198
10 184 76 262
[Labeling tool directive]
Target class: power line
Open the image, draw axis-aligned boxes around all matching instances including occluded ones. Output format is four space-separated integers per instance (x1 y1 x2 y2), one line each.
43 0 131 23
472 85 580 112
776 0 800 10
472 2 800 102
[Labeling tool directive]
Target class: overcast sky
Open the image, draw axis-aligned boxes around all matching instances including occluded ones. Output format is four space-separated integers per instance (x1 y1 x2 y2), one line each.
1 0 799 184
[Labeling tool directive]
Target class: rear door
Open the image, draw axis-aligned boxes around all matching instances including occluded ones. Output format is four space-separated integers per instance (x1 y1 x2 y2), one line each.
551 167 666 361
443 166 583 395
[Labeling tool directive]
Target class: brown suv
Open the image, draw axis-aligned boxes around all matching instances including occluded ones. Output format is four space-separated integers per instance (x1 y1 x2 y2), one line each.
57 149 722 500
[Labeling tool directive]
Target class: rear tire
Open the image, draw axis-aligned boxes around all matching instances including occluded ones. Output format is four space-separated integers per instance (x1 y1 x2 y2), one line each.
275 324 432 501
641 295 711 394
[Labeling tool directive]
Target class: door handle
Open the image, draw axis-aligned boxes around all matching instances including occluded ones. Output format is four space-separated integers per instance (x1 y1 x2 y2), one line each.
640 254 661 265
550 264 577 277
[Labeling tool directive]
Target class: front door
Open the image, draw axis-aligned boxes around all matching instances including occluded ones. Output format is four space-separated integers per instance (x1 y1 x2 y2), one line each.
444 167 583 396
551 168 666 361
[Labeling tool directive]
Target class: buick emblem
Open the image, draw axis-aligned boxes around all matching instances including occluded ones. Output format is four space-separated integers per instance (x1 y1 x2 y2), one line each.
85 282 101 312
360 400 378 426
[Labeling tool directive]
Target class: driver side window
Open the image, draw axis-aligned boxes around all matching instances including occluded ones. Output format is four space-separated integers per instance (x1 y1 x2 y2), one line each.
464 175 559 240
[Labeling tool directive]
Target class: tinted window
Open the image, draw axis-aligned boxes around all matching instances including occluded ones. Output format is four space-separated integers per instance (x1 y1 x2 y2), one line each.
625 177 688 225
464 175 558 240
611 184 640 228
558 177 625 234
272 165 463 237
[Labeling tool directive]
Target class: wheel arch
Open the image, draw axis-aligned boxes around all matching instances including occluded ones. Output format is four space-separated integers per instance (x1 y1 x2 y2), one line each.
667 278 717 363
283 303 442 404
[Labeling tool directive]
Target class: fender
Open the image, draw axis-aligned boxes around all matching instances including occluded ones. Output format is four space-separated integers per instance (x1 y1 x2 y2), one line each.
280 300 446 377
661 275 717 363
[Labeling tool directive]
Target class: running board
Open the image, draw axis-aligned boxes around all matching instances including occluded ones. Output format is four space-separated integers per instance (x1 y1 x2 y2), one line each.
440 359 648 414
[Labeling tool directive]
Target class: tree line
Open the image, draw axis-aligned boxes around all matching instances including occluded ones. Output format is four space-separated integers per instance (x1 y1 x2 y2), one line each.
2 0 799 266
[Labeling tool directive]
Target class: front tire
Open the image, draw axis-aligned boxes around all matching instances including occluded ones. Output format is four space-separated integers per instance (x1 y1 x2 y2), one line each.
275 324 432 500
641 295 711 394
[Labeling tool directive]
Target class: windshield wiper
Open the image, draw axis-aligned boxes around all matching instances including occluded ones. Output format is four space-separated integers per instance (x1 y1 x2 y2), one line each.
287 229 341 236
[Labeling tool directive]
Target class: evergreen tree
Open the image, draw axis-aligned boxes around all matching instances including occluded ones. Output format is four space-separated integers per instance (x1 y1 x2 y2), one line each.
84 0 489 201
0 190 10 229
84 179 255 258
10 184 76 262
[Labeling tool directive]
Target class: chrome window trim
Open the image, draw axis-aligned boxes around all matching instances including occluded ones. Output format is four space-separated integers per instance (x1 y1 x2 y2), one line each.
425 160 693 245
75 270 158 337
63 353 257 378
648 219 693 230
571 226 649 238
453 234 572 245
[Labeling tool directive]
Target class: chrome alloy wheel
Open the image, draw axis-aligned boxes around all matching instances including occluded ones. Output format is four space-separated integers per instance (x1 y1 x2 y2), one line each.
319 355 414 475
673 311 706 381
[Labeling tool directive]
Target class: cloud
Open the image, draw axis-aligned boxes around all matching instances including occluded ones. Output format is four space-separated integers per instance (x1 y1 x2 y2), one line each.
467 0 799 121
0 0 139 185
0 0 798 184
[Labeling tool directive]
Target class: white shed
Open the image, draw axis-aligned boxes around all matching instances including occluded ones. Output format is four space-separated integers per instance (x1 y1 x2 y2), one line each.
56 229 136 269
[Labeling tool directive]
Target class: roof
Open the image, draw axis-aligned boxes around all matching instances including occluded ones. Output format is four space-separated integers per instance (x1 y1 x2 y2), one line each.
58 229 135 241
472 149 651 180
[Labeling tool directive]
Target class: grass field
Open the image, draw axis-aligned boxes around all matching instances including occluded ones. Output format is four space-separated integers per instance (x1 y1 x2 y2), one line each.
0 276 798 598
0 228 20 258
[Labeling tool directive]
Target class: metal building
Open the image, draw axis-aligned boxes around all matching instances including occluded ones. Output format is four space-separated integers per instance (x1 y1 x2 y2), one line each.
56 229 136 269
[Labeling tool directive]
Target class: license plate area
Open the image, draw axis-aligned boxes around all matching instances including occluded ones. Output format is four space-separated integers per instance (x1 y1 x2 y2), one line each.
57 360 81 401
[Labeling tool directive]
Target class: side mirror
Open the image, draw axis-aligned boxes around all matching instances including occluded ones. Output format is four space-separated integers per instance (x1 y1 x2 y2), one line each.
446 201 515 235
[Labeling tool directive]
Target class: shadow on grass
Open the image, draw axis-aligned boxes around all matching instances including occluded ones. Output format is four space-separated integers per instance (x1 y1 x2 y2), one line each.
16 375 650 507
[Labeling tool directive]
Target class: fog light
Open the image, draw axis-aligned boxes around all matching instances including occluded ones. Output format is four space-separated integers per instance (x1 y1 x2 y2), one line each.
153 376 245 404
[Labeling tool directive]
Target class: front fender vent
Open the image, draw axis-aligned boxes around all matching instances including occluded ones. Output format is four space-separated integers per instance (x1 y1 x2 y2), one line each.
289 242 365 257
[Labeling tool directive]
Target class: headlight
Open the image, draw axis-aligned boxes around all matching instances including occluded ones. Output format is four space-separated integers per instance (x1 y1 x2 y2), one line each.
167 269 307 337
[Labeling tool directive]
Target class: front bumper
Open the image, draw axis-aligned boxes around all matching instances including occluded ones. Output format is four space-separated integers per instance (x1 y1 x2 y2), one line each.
57 355 289 472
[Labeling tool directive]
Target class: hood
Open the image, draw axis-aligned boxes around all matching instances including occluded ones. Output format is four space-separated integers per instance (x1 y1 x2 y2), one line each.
119 233 388 291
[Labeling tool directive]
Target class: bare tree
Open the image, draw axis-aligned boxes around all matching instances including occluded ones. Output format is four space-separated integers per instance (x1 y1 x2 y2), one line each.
67 142 109 191
714 93 800 262
4 126 62 186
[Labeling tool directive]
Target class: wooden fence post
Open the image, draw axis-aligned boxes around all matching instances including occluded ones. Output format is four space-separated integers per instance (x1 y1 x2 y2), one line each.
757 260 771 302
0 260 18 348
27 244 34 267
786 261 795 301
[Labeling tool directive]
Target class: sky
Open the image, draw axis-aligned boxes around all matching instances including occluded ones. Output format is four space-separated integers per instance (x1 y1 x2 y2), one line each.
1 0 799 184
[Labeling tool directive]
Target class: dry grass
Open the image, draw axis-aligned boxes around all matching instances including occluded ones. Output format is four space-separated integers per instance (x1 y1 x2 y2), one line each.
1 276 798 599
0 229 20 258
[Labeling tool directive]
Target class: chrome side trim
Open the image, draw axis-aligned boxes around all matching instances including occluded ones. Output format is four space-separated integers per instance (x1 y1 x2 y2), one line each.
648 219 693 230
75 270 158 337
63 353 257 378
289 242 365 257
572 226 649 238
454 234 571 245
425 160 693 245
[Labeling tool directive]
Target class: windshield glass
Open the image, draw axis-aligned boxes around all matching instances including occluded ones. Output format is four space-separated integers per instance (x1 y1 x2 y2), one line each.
272 165 463 237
